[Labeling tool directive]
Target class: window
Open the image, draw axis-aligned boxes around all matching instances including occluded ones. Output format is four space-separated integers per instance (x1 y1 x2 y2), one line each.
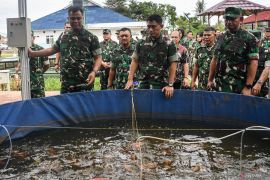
46 35 54 44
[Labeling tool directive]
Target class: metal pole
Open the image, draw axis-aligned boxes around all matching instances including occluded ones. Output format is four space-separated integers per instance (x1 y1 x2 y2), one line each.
18 0 31 100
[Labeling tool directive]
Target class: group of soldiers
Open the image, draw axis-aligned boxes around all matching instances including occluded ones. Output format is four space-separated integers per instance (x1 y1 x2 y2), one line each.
26 6 270 99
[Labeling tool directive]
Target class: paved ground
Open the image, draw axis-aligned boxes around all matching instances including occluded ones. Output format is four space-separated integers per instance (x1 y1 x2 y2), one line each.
0 91 60 105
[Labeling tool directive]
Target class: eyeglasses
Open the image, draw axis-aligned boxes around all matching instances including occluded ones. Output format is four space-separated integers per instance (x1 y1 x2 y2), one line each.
171 36 179 38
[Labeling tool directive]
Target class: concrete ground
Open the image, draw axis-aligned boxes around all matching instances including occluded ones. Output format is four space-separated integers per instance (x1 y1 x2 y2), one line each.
0 91 60 105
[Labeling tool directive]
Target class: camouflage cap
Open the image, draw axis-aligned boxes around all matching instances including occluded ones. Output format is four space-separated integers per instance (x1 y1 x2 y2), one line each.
103 29 111 34
265 27 270 32
224 7 242 19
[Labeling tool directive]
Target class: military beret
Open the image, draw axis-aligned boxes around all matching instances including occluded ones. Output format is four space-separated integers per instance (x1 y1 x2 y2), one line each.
265 28 270 32
224 7 242 19
103 29 111 34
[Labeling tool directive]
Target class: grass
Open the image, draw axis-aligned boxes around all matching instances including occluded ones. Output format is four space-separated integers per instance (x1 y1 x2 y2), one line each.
44 76 101 91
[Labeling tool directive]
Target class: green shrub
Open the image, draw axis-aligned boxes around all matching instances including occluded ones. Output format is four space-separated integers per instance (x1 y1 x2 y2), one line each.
44 76 101 91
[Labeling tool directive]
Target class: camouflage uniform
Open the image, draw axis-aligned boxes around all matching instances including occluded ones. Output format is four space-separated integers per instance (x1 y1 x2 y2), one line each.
53 28 101 94
257 37 270 96
180 37 197 74
175 44 189 89
100 39 118 90
214 29 259 93
29 44 49 98
132 35 177 89
110 43 136 89
194 44 215 90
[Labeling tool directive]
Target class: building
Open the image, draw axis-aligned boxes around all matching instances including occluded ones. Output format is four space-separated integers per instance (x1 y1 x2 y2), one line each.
243 10 270 30
31 1 146 48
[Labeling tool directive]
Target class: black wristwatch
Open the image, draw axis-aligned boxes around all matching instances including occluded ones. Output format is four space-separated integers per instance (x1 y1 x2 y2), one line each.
245 83 252 89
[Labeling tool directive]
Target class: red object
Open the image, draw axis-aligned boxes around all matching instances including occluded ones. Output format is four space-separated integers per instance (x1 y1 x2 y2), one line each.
243 10 270 24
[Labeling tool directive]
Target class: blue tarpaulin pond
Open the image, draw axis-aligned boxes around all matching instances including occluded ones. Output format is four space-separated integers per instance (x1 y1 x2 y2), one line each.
0 90 270 141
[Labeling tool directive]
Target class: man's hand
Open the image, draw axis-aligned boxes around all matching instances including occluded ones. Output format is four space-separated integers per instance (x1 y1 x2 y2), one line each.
207 81 215 90
86 71 96 85
102 62 111 69
183 77 190 88
125 80 133 90
252 83 262 96
55 64 60 72
162 86 174 98
241 87 252 96
191 81 197 90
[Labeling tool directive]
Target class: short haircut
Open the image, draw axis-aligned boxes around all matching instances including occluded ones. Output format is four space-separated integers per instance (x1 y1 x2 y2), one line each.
119 27 132 35
187 30 193 34
204 27 216 32
197 32 203 37
171 30 181 37
68 6 84 15
178 28 185 36
147 14 163 24
64 21 70 25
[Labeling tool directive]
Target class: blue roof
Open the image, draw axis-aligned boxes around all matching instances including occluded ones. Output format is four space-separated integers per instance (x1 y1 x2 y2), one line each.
32 5 136 30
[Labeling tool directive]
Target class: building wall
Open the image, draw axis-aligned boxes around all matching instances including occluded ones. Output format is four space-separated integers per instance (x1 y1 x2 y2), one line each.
34 27 144 47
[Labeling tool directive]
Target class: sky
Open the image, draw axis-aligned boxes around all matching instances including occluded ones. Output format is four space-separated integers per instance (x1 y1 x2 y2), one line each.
0 0 269 34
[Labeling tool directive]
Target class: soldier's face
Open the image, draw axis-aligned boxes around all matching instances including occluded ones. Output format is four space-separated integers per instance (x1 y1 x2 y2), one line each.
225 17 241 31
265 32 270 39
64 23 71 30
69 10 83 31
203 31 215 45
103 33 111 41
171 31 180 45
119 30 131 47
147 21 163 38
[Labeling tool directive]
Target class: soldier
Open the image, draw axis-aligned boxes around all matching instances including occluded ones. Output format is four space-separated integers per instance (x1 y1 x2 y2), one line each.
108 28 135 89
125 14 178 98
207 7 259 95
99 29 118 90
252 28 270 97
170 30 189 89
28 6 102 94
192 27 216 90
55 22 71 72
17 31 49 98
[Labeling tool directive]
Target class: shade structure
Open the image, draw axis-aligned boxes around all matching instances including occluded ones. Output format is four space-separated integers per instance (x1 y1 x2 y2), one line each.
197 0 268 26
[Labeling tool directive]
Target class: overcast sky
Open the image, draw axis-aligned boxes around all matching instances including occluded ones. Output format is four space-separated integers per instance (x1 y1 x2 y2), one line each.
0 0 269 34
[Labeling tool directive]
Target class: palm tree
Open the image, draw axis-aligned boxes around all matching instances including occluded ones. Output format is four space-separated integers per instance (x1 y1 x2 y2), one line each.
195 0 206 24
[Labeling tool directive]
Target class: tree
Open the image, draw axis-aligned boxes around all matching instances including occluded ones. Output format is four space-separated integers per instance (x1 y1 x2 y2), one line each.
104 0 177 29
195 0 206 23
105 0 129 17
175 14 207 35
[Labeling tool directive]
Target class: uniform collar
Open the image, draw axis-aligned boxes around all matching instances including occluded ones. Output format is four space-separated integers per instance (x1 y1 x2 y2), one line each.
149 34 163 43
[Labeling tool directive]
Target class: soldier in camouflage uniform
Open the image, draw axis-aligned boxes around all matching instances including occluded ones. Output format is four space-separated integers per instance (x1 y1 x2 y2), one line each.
99 29 118 90
252 28 270 97
17 32 49 98
108 28 135 89
207 7 259 95
170 30 190 89
192 27 216 90
125 14 178 98
29 6 102 94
